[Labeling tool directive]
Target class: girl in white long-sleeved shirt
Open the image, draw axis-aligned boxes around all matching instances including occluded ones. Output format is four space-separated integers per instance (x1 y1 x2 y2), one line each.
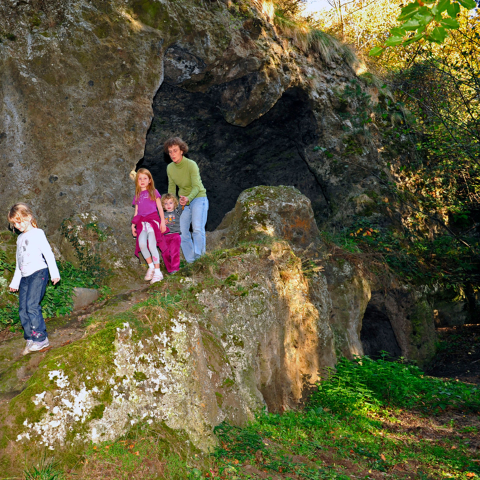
8 203 60 355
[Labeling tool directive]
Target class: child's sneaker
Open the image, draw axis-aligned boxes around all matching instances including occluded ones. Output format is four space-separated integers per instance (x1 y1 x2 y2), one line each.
29 338 50 352
150 272 163 284
22 340 33 356
144 268 154 281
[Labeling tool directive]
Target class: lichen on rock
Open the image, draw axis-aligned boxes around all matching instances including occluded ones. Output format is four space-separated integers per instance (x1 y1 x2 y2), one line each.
0 187 436 477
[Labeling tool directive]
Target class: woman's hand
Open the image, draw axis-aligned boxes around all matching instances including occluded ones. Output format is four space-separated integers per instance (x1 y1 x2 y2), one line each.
9 287 18 292
131 224 137 237
52 278 60 285
160 221 167 233
179 196 189 206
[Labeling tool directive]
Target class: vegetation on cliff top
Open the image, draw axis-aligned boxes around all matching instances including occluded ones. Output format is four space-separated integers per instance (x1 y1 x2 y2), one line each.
304 0 480 314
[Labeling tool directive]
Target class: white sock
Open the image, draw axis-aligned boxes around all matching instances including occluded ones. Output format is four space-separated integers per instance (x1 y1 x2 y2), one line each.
148 263 154 269
154 268 161 275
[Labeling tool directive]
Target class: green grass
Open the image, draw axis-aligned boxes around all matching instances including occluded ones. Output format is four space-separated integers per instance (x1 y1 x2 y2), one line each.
24 455 65 479
206 357 480 479
310 355 480 415
20 356 479 479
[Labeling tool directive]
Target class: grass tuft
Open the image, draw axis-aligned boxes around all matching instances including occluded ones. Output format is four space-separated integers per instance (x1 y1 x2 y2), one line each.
24 454 65 480
273 9 357 66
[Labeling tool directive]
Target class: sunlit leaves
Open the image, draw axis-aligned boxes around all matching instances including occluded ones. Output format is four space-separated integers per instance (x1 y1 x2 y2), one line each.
447 1 461 16
397 1 422 21
457 0 477 8
440 17 460 28
431 0 451 15
385 36 404 46
370 46 386 56
369 0 477 56
402 18 423 30
430 26 447 42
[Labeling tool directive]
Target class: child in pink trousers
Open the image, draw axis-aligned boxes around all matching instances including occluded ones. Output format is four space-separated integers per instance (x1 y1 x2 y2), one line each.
161 193 183 274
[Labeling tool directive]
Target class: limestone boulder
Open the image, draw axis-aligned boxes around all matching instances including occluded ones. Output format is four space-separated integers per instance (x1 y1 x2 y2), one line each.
73 288 99 310
208 185 321 251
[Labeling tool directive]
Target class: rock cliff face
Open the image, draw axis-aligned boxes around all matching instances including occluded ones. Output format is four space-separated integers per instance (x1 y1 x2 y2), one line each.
0 0 386 252
0 187 436 475
0 0 436 471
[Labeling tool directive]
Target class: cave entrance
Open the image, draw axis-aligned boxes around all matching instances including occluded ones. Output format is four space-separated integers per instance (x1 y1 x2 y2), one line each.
138 83 329 231
360 301 402 359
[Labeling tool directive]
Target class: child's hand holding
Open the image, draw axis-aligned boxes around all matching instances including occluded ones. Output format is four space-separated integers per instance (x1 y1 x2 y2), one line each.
131 224 137 237
160 222 166 233
9 287 18 292
52 278 60 285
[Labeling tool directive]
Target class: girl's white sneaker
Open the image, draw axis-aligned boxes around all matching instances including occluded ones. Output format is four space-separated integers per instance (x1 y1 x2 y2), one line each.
144 268 154 281
150 272 163 284
29 338 50 352
22 340 33 356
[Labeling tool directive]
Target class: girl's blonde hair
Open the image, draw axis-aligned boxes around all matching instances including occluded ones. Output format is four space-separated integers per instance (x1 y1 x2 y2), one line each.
8 203 38 228
161 193 179 209
134 168 157 202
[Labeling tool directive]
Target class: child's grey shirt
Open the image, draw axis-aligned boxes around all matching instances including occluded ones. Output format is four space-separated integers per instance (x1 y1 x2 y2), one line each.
164 206 183 234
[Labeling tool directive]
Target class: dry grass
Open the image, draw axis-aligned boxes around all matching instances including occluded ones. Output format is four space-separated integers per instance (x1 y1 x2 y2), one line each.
272 8 357 66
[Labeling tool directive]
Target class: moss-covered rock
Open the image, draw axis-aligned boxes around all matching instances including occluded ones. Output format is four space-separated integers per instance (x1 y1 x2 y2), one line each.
208 185 321 251
0 186 437 477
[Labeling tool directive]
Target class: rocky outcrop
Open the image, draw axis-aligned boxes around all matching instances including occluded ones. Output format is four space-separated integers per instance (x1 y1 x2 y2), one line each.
208 186 436 365
0 186 435 476
0 0 389 262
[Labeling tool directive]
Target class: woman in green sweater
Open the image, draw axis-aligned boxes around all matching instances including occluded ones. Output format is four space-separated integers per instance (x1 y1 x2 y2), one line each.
163 137 208 263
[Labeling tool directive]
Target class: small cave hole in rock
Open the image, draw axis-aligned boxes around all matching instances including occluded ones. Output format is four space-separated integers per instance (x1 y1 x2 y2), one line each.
360 302 402 359
138 83 329 231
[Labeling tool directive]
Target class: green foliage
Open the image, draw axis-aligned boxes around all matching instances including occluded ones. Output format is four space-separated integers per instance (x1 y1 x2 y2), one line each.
60 218 110 285
214 423 265 462
0 249 14 272
310 356 480 414
325 74 480 300
24 455 65 480
213 421 350 479
208 359 480 478
0 304 20 330
328 218 480 290
369 0 477 55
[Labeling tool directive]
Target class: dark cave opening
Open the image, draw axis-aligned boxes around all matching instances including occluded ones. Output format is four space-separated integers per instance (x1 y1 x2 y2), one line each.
360 302 402 359
138 82 329 231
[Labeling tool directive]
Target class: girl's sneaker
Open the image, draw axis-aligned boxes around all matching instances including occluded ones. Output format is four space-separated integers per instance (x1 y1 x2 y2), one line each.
144 268 154 281
150 272 163 284
22 340 33 356
29 338 50 352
